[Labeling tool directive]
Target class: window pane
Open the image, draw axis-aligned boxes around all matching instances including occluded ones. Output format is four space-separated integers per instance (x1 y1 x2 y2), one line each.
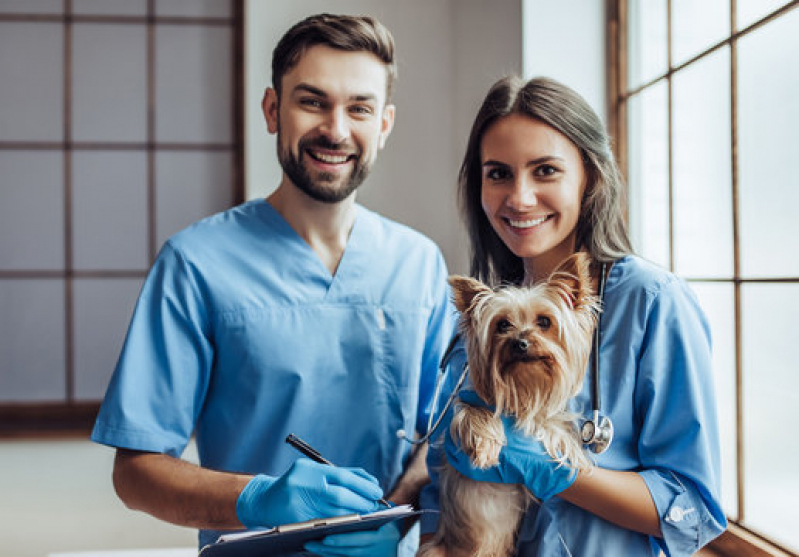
736 0 792 31
742 284 799 552
0 152 64 270
155 25 232 143
73 278 143 401
0 279 66 402
156 0 231 18
738 9 799 278
671 0 730 67
72 23 147 142
0 22 63 142
72 151 149 271
0 0 62 14
627 0 668 89
690 282 737 518
72 0 146 16
155 151 233 249
672 47 732 278
627 81 669 268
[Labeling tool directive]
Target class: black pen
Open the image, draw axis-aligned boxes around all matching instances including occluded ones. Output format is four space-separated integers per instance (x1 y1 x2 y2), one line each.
285 434 391 507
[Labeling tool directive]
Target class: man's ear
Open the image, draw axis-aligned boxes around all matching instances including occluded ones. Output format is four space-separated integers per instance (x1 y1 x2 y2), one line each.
378 103 395 149
262 87 279 135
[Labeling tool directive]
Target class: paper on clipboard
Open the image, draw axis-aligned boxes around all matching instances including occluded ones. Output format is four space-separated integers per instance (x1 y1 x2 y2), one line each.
199 504 424 556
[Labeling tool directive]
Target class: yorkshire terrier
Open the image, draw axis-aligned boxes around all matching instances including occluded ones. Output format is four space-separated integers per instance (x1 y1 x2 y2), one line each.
419 252 600 557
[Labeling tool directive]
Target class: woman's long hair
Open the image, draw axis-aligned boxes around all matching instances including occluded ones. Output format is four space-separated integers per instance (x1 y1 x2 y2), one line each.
460 76 633 285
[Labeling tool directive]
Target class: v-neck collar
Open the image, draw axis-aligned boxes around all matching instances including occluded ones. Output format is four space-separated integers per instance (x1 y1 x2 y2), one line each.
256 200 371 300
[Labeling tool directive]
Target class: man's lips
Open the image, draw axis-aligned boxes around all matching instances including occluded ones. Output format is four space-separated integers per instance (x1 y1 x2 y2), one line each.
306 149 356 165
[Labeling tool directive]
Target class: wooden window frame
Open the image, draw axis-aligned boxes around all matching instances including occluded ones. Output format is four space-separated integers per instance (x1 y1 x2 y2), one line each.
606 1 799 555
0 0 245 437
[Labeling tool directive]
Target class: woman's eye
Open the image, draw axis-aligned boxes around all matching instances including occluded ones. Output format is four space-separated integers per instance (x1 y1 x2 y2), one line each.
534 164 558 177
536 315 551 330
485 167 511 181
496 319 512 333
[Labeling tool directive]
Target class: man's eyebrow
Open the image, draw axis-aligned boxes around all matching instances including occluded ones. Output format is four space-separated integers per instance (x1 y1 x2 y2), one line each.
292 83 378 103
292 83 327 97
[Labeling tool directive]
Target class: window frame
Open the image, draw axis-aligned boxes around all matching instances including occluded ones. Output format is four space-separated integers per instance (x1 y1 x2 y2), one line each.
0 0 245 436
607 1 799 555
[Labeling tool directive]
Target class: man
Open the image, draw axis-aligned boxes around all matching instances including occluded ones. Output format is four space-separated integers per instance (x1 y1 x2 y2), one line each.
91 14 453 556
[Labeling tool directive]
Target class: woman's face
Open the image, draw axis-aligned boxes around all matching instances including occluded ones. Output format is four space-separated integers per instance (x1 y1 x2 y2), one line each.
480 113 587 281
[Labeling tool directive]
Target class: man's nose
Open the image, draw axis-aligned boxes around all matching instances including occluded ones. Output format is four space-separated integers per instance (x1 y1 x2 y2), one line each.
320 107 350 144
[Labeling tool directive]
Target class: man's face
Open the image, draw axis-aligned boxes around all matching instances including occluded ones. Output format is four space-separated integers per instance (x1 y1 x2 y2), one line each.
263 45 395 203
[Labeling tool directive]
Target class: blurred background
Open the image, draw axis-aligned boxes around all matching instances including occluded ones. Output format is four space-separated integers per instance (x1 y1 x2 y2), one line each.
1 0 796 555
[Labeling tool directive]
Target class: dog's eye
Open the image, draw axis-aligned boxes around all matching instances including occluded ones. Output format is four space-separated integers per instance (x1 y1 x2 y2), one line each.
537 315 551 330
496 319 512 334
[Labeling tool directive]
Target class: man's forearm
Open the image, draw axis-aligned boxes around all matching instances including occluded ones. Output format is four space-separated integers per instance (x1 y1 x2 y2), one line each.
113 448 252 530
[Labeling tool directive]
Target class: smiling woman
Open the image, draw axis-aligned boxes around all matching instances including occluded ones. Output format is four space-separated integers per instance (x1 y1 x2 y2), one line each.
479 113 586 284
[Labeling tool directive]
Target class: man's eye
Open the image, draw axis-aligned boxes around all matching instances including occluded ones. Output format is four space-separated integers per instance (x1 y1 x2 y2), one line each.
537 315 551 330
496 319 512 333
350 105 373 115
300 98 323 108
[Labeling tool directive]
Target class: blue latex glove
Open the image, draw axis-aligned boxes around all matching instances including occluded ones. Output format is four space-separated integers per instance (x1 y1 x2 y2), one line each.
236 457 384 528
444 390 578 500
304 521 400 556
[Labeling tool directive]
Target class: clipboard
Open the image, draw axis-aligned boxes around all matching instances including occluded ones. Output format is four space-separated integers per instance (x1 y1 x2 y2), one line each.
199 504 424 557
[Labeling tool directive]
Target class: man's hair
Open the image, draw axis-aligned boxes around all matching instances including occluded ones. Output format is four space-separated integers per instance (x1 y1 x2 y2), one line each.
272 13 397 101
460 76 633 285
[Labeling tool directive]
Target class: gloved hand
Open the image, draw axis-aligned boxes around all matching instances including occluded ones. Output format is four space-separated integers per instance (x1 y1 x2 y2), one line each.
236 457 385 528
304 521 400 556
444 390 578 500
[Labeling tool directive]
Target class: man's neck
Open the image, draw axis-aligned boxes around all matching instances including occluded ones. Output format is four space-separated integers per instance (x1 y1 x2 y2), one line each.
267 182 357 276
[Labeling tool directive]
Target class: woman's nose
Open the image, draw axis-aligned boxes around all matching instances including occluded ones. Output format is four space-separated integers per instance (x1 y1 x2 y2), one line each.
506 177 538 210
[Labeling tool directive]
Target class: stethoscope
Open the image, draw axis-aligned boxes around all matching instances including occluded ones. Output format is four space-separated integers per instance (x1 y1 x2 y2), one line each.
398 263 613 454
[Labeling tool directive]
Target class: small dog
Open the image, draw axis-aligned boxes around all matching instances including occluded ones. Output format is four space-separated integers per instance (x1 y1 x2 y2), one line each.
419 252 600 557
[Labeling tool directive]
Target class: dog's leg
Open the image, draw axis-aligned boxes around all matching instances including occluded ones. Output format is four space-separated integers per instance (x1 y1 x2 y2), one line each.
422 407 528 557
450 404 505 469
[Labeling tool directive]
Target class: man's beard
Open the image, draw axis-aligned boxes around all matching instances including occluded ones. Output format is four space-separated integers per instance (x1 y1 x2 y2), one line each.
278 134 370 204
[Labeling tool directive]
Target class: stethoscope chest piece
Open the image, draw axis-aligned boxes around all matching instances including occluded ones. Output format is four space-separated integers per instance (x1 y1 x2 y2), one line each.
581 412 614 454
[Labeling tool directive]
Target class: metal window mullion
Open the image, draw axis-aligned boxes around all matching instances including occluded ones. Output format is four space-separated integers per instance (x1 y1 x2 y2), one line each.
666 0 675 273
729 0 745 525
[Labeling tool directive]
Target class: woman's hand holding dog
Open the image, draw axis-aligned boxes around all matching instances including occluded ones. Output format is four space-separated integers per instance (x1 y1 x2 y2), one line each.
445 391 579 500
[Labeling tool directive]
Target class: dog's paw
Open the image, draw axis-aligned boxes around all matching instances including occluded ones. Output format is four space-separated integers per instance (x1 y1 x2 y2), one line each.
469 435 503 469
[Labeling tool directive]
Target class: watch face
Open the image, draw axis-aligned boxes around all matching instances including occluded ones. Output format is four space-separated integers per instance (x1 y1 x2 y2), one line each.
581 421 595 443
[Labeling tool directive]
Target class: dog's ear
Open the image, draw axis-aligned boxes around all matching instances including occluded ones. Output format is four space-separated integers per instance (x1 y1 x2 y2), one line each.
448 275 491 314
548 252 594 310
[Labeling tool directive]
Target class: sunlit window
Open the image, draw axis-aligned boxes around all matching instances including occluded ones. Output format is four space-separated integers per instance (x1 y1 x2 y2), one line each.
614 0 799 553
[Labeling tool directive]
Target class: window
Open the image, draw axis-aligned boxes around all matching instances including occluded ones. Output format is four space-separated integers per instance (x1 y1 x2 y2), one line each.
609 1 799 554
0 0 243 434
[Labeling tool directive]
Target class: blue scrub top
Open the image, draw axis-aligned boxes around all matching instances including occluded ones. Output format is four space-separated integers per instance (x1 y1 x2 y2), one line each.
420 255 727 556
91 199 454 548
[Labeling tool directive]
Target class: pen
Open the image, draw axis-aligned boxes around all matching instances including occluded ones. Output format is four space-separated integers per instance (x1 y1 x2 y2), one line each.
285 434 391 507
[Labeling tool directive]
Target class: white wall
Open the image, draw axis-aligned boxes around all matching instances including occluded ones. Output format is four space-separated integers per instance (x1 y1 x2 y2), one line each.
244 0 525 275
523 0 607 122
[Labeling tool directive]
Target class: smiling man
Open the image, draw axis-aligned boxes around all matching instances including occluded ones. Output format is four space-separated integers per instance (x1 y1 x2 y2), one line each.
91 14 453 557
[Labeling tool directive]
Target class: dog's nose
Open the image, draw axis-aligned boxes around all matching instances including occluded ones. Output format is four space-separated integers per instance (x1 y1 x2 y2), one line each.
512 338 529 356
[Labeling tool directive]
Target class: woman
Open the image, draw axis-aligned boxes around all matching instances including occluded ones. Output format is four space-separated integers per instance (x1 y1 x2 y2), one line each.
418 76 726 555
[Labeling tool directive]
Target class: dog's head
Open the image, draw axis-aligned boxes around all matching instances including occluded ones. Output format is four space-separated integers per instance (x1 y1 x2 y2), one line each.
449 252 600 424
